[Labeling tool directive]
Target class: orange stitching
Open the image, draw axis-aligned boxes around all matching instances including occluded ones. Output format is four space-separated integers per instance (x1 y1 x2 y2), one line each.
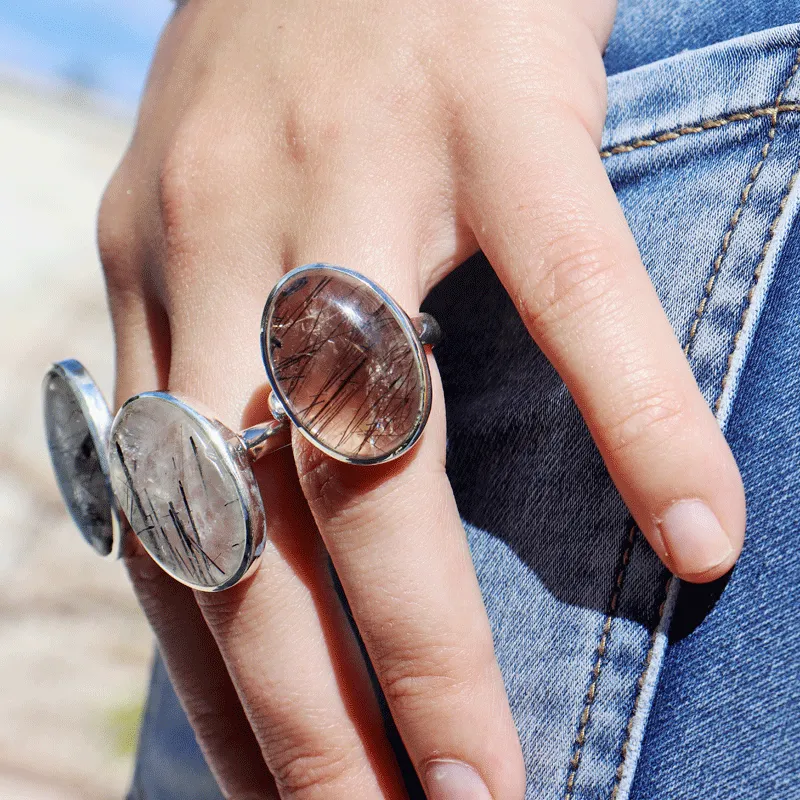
608 47 800 799
609 574 674 800
599 104 800 159
683 48 800 358
562 525 637 800
714 159 800 412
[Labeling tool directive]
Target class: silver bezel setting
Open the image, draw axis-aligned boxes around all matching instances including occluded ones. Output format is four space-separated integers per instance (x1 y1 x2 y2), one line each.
110 392 267 592
260 263 434 466
43 359 123 559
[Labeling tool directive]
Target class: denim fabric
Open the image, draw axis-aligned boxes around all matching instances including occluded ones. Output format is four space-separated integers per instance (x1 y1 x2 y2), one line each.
630 184 800 800
605 0 800 77
129 654 224 800
129 11 800 800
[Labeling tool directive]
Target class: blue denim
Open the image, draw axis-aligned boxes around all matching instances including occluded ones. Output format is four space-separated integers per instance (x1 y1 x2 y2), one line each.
630 165 800 800
131 656 225 800
129 5 800 799
605 0 800 77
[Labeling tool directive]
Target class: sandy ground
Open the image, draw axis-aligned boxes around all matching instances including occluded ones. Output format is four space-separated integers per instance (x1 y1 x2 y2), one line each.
0 79 154 799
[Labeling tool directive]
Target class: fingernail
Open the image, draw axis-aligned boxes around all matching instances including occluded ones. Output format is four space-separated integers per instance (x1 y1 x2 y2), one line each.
658 500 733 577
425 760 492 800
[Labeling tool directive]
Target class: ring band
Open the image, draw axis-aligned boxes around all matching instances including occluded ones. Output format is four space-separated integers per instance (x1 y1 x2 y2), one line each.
85 264 439 591
42 360 123 558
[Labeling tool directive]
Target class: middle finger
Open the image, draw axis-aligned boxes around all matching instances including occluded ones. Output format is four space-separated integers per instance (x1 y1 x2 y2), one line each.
284 212 525 799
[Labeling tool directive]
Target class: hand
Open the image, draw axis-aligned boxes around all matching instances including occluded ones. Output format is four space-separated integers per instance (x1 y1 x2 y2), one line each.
98 0 745 796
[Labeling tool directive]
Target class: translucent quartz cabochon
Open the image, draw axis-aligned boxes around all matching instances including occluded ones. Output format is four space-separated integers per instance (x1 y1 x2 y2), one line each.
109 395 253 589
264 267 428 462
43 370 113 556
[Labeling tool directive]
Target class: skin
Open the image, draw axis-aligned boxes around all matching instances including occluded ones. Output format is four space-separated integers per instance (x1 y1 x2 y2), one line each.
98 0 746 796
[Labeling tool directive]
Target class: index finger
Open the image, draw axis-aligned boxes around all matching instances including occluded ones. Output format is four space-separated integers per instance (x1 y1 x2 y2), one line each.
461 104 745 582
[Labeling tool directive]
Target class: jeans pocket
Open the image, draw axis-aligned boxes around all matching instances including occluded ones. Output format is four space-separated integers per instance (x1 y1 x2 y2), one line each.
422 21 800 800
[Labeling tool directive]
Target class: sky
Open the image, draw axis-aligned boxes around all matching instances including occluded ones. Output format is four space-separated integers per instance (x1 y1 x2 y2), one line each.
0 0 172 107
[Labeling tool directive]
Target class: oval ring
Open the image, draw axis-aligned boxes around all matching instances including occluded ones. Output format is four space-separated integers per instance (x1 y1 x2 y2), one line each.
261 263 440 465
42 359 123 558
108 392 287 592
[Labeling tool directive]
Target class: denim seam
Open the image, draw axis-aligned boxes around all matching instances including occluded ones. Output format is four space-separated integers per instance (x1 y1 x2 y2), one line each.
599 104 800 158
683 47 800 358
562 525 637 800
608 46 800 800
714 159 800 411
609 573 673 800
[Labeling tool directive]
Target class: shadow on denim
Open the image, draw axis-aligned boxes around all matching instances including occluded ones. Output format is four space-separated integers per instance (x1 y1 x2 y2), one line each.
423 254 668 628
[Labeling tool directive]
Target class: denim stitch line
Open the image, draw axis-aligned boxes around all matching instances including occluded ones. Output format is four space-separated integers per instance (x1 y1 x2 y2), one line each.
599 104 800 159
562 525 637 800
609 574 674 800
714 159 800 411
607 46 800 800
683 47 800 357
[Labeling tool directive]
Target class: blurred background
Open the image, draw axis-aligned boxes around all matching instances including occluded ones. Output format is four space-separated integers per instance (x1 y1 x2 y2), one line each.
1 2 172 797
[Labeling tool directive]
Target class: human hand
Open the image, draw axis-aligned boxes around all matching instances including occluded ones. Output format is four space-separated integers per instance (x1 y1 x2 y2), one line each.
98 0 745 796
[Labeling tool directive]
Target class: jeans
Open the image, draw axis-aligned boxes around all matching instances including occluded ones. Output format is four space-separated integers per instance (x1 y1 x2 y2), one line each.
129 3 800 798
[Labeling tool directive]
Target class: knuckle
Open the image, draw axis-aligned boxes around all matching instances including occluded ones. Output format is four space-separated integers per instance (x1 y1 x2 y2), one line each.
276 88 348 173
280 99 325 169
195 587 248 634
518 230 620 333
380 656 464 710
604 381 689 455
296 447 443 554
541 60 608 138
158 130 202 256
97 166 138 293
157 113 235 264
266 738 358 798
294 442 400 532
294 446 350 518
123 547 185 629
375 631 496 714
182 701 239 755
124 544 169 594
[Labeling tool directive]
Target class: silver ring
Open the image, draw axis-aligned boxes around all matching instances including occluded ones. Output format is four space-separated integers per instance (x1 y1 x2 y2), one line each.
261 263 440 465
108 393 289 592
42 360 123 559
107 264 440 592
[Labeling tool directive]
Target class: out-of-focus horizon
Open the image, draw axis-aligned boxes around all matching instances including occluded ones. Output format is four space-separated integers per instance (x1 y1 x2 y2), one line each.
1 3 172 798
0 0 171 109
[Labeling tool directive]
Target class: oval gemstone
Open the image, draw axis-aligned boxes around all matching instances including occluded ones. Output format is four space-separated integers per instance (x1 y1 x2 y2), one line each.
109 394 252 590
263 266 428 463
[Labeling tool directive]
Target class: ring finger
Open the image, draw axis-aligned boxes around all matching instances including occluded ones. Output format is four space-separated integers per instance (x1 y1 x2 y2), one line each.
165 270 408 799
